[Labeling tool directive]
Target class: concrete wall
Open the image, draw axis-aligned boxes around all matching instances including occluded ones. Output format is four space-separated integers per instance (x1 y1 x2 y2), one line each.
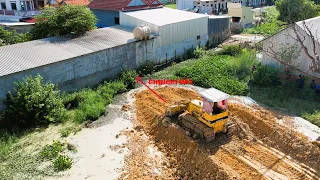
3 24 34 33
92 10 119 28
0 32 207 109
241 7 253 24
0 41 144 109
208 17 230 47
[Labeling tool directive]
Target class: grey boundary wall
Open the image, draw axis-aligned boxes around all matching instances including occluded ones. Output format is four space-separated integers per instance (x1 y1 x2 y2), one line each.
0 33 208 109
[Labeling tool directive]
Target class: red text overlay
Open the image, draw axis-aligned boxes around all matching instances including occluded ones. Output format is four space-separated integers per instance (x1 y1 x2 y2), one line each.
148 79 193 85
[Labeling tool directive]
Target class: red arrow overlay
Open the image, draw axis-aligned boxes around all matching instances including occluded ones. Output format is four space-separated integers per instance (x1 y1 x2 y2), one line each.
136 76 167 103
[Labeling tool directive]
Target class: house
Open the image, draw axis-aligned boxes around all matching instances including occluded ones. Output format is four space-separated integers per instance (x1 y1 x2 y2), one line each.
177 0 228 14
88 0 163 28
261 17 320 78
49 0 91 6
176 0 268 14
0 0 90 22
227 3 253 29
120 7 208 61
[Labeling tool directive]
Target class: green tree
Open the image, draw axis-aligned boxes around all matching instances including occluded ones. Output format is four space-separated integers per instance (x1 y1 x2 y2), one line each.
31 5 97 39
276 0 318 23
0 27 31 46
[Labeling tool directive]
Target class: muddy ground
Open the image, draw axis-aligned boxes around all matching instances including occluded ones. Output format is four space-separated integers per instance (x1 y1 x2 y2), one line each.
121 86 320 180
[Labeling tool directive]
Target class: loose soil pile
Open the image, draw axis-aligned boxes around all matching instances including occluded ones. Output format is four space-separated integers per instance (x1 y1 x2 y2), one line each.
229 103 320 172
134 86 228 179
128 86 320 180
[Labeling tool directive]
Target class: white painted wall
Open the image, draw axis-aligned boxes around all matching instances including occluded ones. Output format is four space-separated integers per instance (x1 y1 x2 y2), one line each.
176 0 193 10
262 25 320 78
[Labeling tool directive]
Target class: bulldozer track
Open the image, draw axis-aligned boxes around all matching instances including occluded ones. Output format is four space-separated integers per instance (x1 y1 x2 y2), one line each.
178 112 215 141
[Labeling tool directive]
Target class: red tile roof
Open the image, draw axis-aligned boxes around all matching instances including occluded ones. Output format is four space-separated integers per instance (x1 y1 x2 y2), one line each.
64 0 91 6
88 0 163 11
25 18 36 23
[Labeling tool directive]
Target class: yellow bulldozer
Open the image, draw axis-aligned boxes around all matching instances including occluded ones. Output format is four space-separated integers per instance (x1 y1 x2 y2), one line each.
166 88 230 142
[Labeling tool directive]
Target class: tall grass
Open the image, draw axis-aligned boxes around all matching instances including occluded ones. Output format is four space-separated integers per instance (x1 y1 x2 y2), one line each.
62 81 126 123
249 84 320 127
176 49 258 95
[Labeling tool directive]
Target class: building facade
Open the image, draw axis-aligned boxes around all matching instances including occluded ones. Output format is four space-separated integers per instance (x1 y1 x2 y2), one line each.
177 0 268 14
88 0 163 28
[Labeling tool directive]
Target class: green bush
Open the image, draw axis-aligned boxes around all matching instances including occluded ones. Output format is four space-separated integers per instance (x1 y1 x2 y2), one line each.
3 75 65 129
193 46 206 59
0 27 31 46
137 62 156 75
31 5 97 39
60 128 72 138
120 69 138 89
217 45 242 56
252 65 281 86
53 155 72 171
40 140 65 160
62 92 84 109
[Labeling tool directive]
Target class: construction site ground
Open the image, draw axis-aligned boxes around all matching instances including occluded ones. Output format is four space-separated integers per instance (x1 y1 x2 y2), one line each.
50 85 320 180
121 85 320 180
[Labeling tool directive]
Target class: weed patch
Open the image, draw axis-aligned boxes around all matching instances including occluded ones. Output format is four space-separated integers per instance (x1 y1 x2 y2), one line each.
53 155 72 171
40 140 65 160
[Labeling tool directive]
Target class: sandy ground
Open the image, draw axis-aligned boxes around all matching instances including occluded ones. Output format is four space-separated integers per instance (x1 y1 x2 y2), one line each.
46 85 320 180
46 92 134 180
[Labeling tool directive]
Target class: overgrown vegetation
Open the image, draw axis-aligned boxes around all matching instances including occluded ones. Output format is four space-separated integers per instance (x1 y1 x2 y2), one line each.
276 0 318 23
243 7 287 36
243 21 287 36
252 65 281 86
31 5 97 39
40 140 64 160
2 75 65 130
53 155 72 171
0 27 31 46
176 48 258 95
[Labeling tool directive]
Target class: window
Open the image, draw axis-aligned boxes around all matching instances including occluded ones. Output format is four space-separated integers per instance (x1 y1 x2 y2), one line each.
114 17 119 25
20 2 24 10
1 2 6 9
38 0 44 8
197 35 200 40
10 2 16 10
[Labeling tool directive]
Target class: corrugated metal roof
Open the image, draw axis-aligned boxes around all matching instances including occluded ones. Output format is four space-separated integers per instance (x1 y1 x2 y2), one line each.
0 25 135 77
122 7 209 26
296 16 320 43
88 0 163 11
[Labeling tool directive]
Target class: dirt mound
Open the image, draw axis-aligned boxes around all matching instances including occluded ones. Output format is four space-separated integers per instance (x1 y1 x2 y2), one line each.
129 86 320 179
229 103 320 172
134 86 229 179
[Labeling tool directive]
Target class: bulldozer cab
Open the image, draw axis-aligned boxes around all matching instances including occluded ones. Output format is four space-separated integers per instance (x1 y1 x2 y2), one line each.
198 88 230 121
